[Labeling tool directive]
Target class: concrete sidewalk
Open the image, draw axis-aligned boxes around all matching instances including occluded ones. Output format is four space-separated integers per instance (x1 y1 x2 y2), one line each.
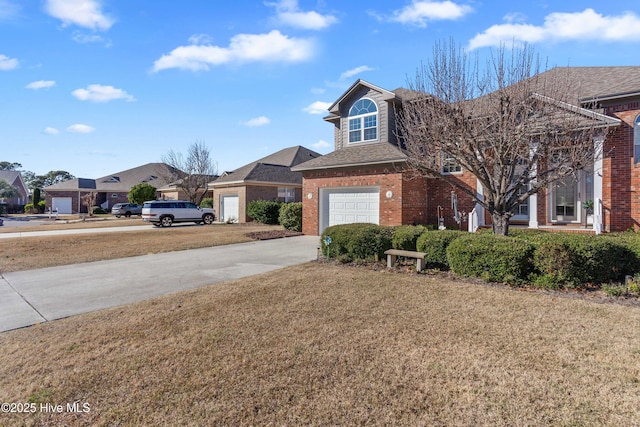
0 225 153 239
0 235 319 332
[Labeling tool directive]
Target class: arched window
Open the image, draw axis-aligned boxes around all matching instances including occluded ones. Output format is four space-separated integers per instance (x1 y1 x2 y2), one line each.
635 115 640 163
348 98 377 143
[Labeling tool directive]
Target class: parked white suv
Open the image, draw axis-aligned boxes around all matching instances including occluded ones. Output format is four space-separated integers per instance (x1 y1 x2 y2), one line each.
142 200 216 227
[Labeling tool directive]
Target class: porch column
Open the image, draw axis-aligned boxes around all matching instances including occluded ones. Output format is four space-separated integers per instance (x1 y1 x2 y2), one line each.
528 192 538 228
593 137 604 234
475 178 484 225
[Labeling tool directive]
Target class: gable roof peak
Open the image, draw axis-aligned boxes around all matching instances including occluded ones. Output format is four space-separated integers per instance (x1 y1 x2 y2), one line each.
327 79 398 115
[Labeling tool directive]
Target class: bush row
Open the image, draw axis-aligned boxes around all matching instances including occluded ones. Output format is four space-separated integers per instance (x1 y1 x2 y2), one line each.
320 223 640 287
247 200 302 232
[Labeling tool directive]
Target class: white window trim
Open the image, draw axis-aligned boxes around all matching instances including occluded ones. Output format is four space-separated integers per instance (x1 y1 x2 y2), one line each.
440 152 462 175
634 114 640 164
348 98 378 144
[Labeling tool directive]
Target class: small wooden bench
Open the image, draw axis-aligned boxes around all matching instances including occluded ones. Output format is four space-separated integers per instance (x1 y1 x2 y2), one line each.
384 249 427 272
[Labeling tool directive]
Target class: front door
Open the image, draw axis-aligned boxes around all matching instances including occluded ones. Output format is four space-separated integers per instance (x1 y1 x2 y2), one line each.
552 176 577 222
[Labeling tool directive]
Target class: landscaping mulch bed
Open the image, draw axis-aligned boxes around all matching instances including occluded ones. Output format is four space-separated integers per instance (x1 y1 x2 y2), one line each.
245 229 303 240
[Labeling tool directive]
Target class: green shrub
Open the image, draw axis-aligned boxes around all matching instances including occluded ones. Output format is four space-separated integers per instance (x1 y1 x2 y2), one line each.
92 206 107 214
247 200 282 224
392 225 426 251
446 233 535 285
279 202 302 232
416 230 465 269
37 201 45 213
199 197 213 208
321 223 393 261
23 203 37 214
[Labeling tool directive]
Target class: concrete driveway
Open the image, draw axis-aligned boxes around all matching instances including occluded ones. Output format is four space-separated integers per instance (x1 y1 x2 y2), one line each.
0 235 319 332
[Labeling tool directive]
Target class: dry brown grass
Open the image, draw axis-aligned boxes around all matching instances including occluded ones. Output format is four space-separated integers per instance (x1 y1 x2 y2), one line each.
2 262 640 426
0 223 286 272
0 215 144 233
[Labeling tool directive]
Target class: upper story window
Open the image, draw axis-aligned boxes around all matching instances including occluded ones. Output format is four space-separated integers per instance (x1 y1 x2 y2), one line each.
635 115 640 164
348 98 378 143
441 153 462 174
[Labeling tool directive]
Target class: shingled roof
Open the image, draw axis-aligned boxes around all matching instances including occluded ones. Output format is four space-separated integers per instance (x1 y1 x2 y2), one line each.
211 146 321 186
292 142 408 171
536 66 640 104
45 163 175 191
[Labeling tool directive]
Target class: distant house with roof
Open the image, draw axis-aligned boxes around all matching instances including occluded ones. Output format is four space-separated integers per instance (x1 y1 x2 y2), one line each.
44 163 175 214
293 68 640 235
0 170 29 213
209 145 321 222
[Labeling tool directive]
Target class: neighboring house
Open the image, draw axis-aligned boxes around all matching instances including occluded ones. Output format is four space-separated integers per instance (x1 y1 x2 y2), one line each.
209 145 321 222
157 175 219 203
44 163 175 214
293 69 640 235
0 170 29 213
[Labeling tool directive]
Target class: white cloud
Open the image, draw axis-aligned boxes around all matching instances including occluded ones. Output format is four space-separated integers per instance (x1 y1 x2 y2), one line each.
26 80 56 90
266 0 337 30
72 31 108 44
340 65 374 80
67 124 95 133
312 140 331 149
72 84 135 102
310 87 325 95
188 34 213 45
242 116 271 127
303 101 331 115
152 30 314 72
44 0 114 31
44 127 60 135
469 8 640 50
0 54 18 70
0 0 20 20
388 1 472 27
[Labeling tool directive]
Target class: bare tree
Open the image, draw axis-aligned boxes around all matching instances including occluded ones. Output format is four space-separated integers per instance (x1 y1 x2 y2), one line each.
161 141 218 205
397 40 612 235
81 192 97 216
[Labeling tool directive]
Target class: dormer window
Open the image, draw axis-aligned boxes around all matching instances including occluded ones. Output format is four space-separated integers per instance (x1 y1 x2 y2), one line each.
348 98 377 143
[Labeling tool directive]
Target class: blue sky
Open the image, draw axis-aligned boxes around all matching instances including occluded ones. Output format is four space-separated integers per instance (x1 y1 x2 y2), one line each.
2 0 640 178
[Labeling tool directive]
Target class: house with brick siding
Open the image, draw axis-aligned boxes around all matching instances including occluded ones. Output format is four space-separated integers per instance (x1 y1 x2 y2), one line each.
0 170 29 213
293 68 640 235
44 163 175 214
209 145 320 222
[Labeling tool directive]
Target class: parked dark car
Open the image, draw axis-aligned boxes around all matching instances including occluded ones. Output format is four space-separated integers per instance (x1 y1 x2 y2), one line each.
111 203 142 218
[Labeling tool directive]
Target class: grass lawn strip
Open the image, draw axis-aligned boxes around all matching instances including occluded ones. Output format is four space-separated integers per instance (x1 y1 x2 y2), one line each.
1 263 639 425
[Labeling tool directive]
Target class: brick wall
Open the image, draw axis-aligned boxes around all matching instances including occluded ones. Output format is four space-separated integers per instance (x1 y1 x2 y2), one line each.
603 108 640 231
301 166 429 235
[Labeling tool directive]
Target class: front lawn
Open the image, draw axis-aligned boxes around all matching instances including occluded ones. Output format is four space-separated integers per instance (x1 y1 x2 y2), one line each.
1 263 639 425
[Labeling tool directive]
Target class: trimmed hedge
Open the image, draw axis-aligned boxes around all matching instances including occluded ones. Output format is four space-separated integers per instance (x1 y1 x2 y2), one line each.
319 223 640 287
247 200 282 224
279 202 302 232
446 233 535 285
392 225 426 251
321 223 393 261
416 230 465 269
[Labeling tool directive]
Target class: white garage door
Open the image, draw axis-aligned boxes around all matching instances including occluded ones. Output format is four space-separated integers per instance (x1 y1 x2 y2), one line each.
221 195 239 222
52 197 72 214
320 187 379 233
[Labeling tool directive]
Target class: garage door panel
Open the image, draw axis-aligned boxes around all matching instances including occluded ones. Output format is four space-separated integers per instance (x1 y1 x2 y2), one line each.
326 188 379 229
51 197 72 214
221 196 239 222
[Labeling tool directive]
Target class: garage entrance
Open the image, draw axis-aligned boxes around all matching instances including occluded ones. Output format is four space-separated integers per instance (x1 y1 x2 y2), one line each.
51 197 72 214
319 187 380 233
220 195 239 223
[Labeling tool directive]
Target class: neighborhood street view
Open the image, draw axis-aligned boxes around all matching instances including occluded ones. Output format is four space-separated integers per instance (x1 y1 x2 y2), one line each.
2 0 640 425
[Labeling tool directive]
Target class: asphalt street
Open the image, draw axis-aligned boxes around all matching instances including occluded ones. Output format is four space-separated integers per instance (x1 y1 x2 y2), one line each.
0 235 319 332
